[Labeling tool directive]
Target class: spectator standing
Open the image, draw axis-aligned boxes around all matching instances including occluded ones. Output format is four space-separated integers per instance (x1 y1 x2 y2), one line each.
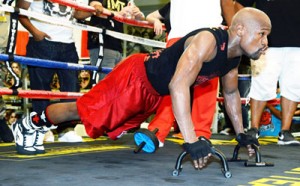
16 0 102 147
87 0 144 83
235 0 300 145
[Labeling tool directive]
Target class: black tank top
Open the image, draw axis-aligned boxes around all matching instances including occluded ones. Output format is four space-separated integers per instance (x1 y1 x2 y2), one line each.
144 28 240 95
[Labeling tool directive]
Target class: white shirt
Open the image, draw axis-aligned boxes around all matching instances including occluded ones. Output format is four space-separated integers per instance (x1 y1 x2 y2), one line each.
168 0 223 39
28 0 74 43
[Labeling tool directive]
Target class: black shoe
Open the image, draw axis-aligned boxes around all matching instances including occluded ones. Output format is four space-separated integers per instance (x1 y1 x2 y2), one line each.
246 128 260 139
278 130 300 146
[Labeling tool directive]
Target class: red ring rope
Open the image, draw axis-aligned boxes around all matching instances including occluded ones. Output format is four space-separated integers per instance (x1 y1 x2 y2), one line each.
0 88 83 99
217 97 281 105
1 88 282 105
50 0 166 30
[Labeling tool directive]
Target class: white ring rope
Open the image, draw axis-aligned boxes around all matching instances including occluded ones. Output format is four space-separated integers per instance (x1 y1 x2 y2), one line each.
238 74 251 78
0 4 166 49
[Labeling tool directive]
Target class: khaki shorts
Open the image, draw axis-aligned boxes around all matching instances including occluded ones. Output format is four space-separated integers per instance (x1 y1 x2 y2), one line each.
249 47 300 102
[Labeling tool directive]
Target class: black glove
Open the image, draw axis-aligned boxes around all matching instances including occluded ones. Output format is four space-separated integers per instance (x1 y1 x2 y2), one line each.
183 136 213 160
236 133 260 147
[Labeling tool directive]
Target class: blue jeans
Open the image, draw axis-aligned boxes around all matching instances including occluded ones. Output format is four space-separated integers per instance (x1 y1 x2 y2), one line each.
26 38 79 113
89 48 122 81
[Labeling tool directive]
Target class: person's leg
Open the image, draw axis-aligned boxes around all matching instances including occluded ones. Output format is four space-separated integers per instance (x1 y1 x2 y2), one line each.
248 48 280 137
280 97 298 131
112 49 123 66
99 49 122 80
147 38 181 143
148 95 175 143
14 102 78 132
12 39 47 154
25 39 62 150
46 102 80 124
13 40 77 154
89 47 100 67
57 42 79 94
26 38 55 113
12 102 79 155
110 111 157 141
250 99 267 129
76 54 161 140
192 78 219 139
277 47 300 145
278 96 300 145
56 42 82 142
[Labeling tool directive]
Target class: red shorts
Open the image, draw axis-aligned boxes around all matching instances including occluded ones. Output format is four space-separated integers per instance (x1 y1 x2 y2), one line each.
77 53 162 140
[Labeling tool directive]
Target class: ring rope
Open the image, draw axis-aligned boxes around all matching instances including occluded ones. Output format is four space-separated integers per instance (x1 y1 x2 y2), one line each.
238 74 251 81
0 87 282 105
0 88 83 99
1 4 256 102
50 0 166 30
216 97 282 105
0 52 251 80
0 4 166 49
238 74 251 78
0 53 113 74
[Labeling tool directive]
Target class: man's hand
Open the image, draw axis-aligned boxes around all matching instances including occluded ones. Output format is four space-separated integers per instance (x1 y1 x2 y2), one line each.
153 20 164 35
32 30 51 41
120 5 144 20
90 1 103 17
131 6 144 20
236 133 259 157
183 136 213 169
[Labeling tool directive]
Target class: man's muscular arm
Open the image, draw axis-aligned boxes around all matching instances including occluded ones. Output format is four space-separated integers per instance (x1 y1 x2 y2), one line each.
221 68 258 156
169 31 217 168
221 67 244 134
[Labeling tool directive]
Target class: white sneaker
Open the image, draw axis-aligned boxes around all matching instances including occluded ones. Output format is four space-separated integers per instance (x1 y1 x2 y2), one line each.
44 130 55 142
12 112 38 155
34 125 57 154
34 127 48 154
58 131 83 143
158 140 164 148
219 128 231 136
